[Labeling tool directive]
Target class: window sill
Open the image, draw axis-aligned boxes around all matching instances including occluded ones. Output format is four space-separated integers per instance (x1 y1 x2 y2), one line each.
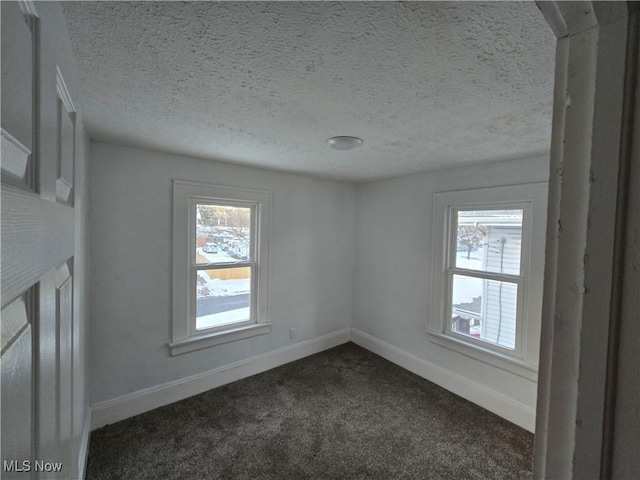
170 322 272 356
427 331 538 381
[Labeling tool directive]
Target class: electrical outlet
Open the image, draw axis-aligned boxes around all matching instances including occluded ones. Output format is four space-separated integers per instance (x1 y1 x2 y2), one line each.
289 328 296 339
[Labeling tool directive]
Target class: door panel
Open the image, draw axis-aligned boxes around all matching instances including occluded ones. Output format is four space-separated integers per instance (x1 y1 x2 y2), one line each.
1 130 32 186
36 268 59 473
56 262 73 442
1 186 74 305
1 293 30 352
56 73 75 205
1 2 38 478
0 0 34 189
2 2 81 478
1 326 33 480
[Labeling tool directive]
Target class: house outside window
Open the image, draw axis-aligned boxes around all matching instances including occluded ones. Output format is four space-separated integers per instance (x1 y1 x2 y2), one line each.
429 184 547 378
451 209 523 350
171 180 271 356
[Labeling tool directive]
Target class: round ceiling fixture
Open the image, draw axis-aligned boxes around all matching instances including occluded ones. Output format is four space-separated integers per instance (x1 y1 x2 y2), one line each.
327 136 363 150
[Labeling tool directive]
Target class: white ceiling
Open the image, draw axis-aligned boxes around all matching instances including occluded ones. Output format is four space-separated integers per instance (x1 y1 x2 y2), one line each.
62 1 555 182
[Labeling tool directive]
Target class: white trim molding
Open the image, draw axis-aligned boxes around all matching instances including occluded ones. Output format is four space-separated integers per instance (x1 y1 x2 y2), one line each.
428 183 547 378
92 328 536 433
533 3 639 479
169 322 273 356
171 180 272 356
78 409 91 479
91 329 351 430
351 328 536 432
56 66 76 115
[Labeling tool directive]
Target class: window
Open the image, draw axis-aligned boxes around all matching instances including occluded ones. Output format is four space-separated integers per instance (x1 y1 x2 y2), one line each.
429 184 547 378
171 180 271 356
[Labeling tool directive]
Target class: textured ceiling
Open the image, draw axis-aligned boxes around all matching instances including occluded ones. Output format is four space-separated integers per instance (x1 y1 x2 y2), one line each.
62 1 555 182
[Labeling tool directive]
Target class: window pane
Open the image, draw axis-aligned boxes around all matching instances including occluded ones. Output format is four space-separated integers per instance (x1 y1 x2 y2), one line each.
454 209 522 275
451 274 517 350
196 268 251 330
196 204 251 264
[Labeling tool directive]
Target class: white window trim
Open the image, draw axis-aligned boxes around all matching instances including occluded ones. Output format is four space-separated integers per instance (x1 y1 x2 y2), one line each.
170 180 271 356
428 183 547 380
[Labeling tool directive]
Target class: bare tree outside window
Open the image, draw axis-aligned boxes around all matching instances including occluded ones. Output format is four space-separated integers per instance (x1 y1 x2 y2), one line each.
223 207 250 246
457 224 486 259
197 205 251 248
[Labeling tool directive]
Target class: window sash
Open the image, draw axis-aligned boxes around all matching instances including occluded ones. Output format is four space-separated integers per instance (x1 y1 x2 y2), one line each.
190 262 257 336
189 199 259 337
447 266 522 284
194 261 254 270
443 202 530 357
444 269 525 355
193 199 257 264
446 204 529 275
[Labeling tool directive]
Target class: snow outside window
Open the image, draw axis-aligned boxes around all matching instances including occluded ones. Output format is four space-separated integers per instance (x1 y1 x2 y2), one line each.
429 184 547 378
170 180 271 356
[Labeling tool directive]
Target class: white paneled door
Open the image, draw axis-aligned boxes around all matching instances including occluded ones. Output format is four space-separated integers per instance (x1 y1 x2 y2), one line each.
2 2 78 478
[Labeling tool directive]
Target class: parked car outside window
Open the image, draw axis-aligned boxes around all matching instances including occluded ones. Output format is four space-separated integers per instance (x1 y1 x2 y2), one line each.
203 242 218 254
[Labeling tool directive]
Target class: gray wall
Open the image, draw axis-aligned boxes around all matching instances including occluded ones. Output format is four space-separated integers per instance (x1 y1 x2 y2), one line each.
352 155 549 422
89 142 356 404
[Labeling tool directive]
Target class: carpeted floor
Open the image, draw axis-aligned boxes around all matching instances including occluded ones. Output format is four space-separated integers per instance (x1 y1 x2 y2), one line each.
86 343 534 479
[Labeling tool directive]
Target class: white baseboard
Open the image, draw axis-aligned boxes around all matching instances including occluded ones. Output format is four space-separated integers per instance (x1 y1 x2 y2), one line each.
90 328 351 430
90 328 534 434
350 329 536 432
78 408 91 479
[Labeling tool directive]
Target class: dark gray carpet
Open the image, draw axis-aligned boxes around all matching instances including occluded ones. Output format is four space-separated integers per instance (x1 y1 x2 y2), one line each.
87 343 533 479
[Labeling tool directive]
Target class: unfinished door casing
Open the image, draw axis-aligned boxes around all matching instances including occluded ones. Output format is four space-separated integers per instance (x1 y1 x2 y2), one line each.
1 2 89 478
534 2 639 479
